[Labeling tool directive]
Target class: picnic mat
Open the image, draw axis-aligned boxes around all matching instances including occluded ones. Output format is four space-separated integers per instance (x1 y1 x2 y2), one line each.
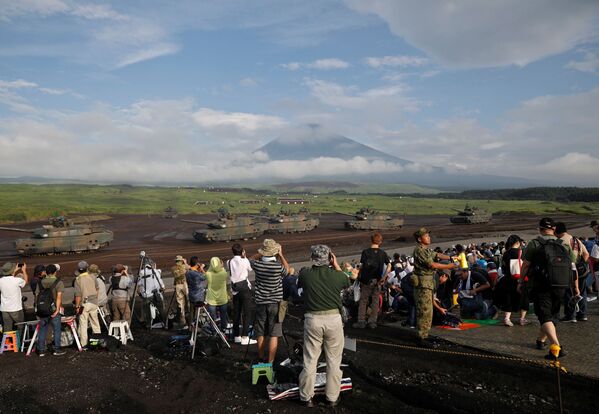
437 322 480 331
463 319 500 326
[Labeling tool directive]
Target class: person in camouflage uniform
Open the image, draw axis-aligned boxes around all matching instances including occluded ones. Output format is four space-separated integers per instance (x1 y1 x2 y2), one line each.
172 255 190 328
412 228 457 346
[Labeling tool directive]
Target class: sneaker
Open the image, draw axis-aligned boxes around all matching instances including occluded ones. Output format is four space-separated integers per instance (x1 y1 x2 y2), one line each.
536 340 547 350
560 317 577 323
367 322 377 330
503 318 514 327
38 352 46 357
352 321 366 329
519 318 531 326
234 336 242 344
577 316 588 321
151 322 165 329
240 337 257 345
53 350 66 356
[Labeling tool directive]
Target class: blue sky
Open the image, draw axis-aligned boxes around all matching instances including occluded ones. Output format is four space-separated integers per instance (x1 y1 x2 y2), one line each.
0 0 598 185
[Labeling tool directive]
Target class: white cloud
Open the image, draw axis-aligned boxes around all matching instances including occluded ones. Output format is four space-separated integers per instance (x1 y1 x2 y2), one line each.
192 108 287 134
114 43 181 68
566 50 599 74
365 55 428 68
346 0 599 68
281 58 350 71
239 77 259 87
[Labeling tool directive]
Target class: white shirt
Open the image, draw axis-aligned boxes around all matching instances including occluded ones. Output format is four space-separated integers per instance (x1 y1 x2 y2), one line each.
228 256 252 285
137 268 164 298
591 243 599 260
0 276 26 312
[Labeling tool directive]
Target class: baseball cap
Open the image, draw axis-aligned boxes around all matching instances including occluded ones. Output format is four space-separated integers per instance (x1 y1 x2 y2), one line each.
538 218 555 229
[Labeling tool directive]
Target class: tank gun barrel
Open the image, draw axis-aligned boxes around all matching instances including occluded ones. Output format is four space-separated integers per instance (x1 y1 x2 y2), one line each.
0 226 32 233
180 219 211 225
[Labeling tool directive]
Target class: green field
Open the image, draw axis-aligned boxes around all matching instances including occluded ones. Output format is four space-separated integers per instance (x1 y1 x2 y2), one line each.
0 184 597 223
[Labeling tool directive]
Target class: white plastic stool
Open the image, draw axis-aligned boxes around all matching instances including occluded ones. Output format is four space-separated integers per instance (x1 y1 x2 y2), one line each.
108 321 134 345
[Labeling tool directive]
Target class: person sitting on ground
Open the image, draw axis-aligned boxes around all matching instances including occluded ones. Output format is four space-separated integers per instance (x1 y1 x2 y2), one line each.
432 270 454 325
90 264 110 324
228 244 255 345
455 267 496 320
250 238 289 363
298 245 350 408
455 244 468 270
205 256 230 334
110 264 133 321
137 260 166 329
0 262 28 332
74 261 101 348
36 264 65 356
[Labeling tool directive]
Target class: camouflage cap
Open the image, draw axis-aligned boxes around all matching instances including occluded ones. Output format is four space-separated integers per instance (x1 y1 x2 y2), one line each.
413 227 431 240
310 244 331 266
175 255 184 262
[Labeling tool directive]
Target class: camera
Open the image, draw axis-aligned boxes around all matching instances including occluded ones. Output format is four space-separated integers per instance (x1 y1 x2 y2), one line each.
17 262 24 268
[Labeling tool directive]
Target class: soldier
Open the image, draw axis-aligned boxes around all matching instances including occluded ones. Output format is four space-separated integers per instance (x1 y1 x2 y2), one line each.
412 228 457 346
171 255 190 328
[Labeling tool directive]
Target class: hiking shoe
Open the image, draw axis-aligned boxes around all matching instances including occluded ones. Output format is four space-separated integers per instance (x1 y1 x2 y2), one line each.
53 350 66 356
577 316 588 321
518 318 531 326
560 317 577 323
503 318 514 327
352 321 366 329
367 322 377 330
536 340 547 350
544 348 566 360
304 399 315 408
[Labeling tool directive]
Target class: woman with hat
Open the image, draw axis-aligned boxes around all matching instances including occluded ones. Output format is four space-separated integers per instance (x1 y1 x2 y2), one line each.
495 234 530 327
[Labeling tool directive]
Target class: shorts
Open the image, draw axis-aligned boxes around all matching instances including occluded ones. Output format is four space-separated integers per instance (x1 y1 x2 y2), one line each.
254 303 283 337
532 287 564 325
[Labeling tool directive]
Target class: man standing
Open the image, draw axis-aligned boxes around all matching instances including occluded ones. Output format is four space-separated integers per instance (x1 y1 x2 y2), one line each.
298 245 350 408
74 261 101 348
0 262 28 332
352 233 391 329
520 218 576 359
37 264 65 356
110 264 133 321
250 239 289 363
412 228 456 346
172 255 190 328
138 260 166 329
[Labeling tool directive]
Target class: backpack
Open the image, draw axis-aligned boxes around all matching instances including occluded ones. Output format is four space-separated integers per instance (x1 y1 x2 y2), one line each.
359 250 384 282
36 279 60 317
534 237 572 288
110 275 126 292
570 237 590 279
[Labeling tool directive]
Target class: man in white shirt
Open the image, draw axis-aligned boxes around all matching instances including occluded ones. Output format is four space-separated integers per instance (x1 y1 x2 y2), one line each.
138 261 165 328
0 262 28 331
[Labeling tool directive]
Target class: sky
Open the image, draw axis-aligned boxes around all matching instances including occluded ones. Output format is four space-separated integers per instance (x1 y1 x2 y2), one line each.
0 0 599 186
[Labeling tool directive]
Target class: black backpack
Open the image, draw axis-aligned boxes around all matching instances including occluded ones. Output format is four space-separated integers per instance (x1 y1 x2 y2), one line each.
110 275 126 292
571 237 590 279
36 279 60 317
534 237 572 288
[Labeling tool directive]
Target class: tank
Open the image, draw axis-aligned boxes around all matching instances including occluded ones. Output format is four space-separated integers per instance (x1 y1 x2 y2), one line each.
340 208 404 231
0 216 113 256
450 205 491 224
163 206 178 219
183 208 269 242
259 208 319 234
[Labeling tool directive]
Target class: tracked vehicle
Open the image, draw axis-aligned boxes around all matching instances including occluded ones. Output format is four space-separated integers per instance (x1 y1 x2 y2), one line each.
260 208 319 234
450 205 491 224
340 208 404 231
183 208 268 242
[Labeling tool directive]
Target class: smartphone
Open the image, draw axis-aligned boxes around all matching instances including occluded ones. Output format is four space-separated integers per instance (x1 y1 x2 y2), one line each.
17 262 24 268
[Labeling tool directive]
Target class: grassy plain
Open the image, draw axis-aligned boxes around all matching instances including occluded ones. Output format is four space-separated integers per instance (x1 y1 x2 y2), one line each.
0 184 597 223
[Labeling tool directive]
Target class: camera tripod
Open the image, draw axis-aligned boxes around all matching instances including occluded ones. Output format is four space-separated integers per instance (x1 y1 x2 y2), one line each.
190 305 230 359
129 251 166 330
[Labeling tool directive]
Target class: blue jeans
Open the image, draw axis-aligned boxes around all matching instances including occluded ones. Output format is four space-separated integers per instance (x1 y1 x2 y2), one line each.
460 296 495 320
37 315 61 352
207 304 228 333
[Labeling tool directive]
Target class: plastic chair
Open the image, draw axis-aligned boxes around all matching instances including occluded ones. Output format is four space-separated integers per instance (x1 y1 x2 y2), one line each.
108 320 134 345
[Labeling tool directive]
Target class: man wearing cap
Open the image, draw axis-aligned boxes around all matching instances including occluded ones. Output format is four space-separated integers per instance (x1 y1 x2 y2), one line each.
172 255 190 328
89 264 110 324
110 264 133 321
520 218 576 359
412 228 457 346
298 245 350 408
555 222 588 322
0 262 28 332
250 239 289 363
74 261 101 348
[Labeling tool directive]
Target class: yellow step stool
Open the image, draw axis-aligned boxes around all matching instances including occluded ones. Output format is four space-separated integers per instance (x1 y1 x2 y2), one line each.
1 331 21 353
252 362 274 384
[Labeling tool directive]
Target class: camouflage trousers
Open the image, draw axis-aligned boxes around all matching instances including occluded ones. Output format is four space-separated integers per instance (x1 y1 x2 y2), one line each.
415 286 434 339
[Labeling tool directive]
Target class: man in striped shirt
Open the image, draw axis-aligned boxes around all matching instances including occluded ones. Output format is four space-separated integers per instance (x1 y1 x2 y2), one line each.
250 239 290 363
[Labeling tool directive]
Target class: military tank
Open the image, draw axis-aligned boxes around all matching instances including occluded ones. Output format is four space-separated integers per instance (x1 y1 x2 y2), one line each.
183 208 268 242
340 208 404 231
450 205 491 224
162 206 178 219
0 216 113 256
259 207 319 234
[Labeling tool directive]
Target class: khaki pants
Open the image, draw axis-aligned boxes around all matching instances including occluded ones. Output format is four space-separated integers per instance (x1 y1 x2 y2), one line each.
111 299 131 321
299 313 344 403
79 302 101 347
357 281 380 323
175 283 189 324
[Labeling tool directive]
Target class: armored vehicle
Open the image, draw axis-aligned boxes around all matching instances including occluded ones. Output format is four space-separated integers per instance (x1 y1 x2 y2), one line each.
183 208 268 242
341 208 404 231
163 206 178 219
0 216 113 256
450 205 491 224
259 208 319 234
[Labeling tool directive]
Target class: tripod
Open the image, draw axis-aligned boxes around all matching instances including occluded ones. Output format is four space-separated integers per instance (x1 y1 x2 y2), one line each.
130 252 166 330
190 304 230 359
